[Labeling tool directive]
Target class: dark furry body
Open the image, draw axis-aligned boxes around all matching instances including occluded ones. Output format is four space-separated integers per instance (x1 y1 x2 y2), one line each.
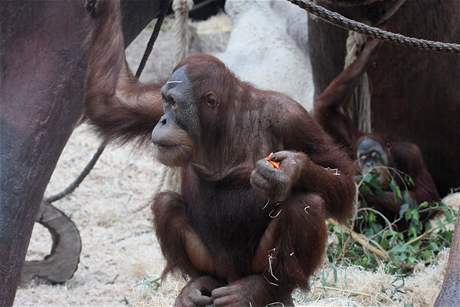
152 72 355 300
182 168 270 278
85 1 356 305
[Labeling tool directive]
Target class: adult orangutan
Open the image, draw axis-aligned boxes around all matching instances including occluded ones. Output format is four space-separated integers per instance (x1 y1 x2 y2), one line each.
84 1 356 305
314 39 440 224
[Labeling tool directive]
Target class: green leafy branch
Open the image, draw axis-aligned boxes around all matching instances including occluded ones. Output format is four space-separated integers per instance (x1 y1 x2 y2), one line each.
328 167 456 275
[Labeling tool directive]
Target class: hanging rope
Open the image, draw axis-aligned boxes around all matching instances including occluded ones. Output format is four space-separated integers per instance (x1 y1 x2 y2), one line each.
154 0 194 195
341 0 407 133
135 1 170 79
345 34 372 134
48 4 170 203
287 0 460 53
46 139 108 203
173 0 194 61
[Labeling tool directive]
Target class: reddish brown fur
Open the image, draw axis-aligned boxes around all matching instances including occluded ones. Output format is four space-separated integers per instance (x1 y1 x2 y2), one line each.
150 54 355 304
152 192 201 278
85 1 356 304
362 141 440 221
85 0 163 144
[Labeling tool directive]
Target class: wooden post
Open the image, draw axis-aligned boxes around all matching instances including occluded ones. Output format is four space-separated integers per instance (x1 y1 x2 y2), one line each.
435 216 460 306
0 2 92 306
21 202 82 284
308 0 460 195
0 1 162 305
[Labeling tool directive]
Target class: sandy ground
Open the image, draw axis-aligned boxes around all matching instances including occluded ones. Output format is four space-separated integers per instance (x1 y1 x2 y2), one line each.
15 124 170 306
14 124 458 307
13 9 460 307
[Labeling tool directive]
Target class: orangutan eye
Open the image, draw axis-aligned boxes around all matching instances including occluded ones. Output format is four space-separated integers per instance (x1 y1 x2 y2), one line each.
371 151 378 158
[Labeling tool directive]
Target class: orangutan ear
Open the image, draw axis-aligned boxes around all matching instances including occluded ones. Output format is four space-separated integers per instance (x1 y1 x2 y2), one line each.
386 141 392 150
204 92 218 109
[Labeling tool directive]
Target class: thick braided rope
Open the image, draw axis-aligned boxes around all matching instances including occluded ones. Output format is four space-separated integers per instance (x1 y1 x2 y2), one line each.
287 0 460 53
316 0 385 7
155 0 193 195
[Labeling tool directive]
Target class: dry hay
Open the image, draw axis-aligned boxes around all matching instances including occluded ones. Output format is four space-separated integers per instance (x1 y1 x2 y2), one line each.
14 124 457 307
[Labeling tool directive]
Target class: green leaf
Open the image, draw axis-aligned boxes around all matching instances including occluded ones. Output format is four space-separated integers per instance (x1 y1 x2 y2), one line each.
389 179 402 201
419 201 429 209
399 203 410 218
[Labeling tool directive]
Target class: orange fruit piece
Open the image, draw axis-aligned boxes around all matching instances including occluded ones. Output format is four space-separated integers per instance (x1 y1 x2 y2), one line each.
266 152 280 169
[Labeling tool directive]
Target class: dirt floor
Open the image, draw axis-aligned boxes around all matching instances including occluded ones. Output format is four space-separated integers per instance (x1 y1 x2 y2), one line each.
15 124 173 306
14 124 459 307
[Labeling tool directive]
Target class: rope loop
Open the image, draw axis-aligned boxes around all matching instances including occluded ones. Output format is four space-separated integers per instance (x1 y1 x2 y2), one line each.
287 0 460 53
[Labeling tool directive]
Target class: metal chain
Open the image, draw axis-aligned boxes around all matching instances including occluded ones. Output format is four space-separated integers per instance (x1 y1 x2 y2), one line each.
287 0 460 53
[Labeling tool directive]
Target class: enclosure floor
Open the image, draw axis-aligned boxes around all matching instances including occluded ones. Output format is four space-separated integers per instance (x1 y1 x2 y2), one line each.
14 124 181 306
13 124 457 307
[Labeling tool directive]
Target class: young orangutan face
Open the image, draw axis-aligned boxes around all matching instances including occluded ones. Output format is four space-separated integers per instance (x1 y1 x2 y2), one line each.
357 136 391 186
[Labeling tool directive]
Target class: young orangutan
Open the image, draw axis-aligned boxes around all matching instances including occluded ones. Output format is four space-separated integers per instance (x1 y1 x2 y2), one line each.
84 1 356 305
